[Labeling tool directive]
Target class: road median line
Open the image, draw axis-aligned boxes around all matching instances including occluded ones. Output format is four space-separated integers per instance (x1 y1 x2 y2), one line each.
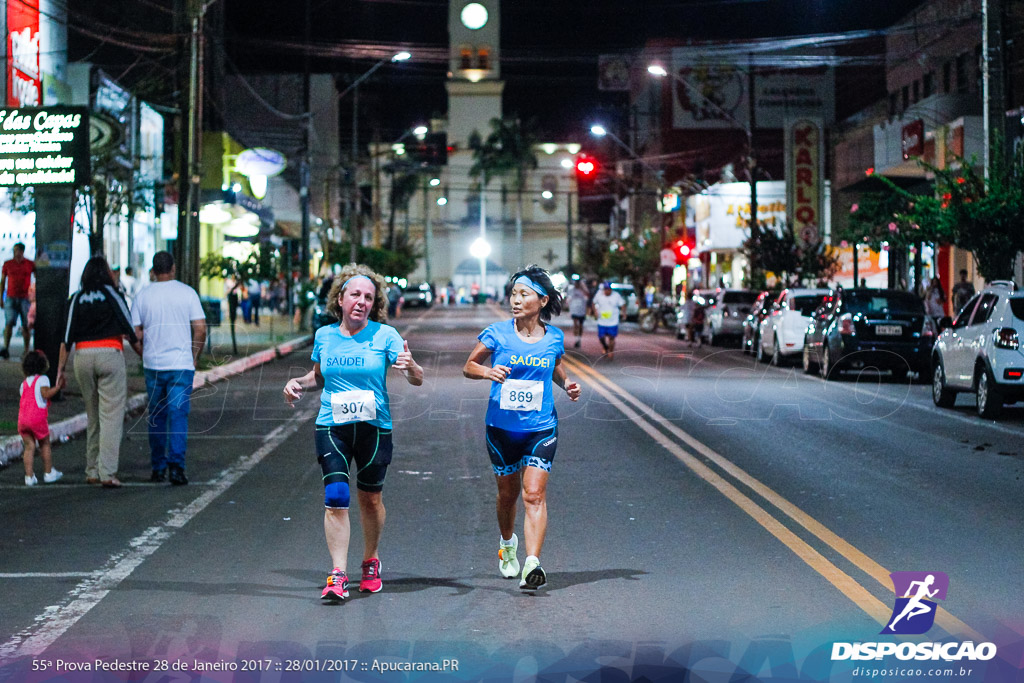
564 355 984 641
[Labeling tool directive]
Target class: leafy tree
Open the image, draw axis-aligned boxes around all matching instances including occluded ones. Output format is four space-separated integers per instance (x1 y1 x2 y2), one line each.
743 222 840 288
577 225 611 279
606 228 661 287
840 141 1024 282
386 165 421 250
469 116 540 252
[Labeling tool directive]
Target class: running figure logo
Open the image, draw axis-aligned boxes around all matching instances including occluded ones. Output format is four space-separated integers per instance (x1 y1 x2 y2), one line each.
882 571 949 635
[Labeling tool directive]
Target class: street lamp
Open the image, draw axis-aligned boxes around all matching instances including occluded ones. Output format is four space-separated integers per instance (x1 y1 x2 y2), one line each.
338 51 412 262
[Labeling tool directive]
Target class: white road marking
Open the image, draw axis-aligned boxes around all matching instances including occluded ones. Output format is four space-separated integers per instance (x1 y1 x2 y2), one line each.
0 406 316 662
0 573 100 579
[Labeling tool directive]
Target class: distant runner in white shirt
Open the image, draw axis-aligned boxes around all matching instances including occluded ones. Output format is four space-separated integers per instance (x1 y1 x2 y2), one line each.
589 282 626 360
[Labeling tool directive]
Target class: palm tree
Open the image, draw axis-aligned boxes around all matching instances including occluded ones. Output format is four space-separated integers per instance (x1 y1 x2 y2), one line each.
470 116 540 259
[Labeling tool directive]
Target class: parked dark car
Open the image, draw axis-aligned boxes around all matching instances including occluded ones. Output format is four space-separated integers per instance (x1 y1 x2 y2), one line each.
801 288 938 380
311 294 336 331
741 290 775 354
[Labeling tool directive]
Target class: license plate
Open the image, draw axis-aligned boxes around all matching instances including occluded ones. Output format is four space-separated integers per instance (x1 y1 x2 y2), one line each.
875 324 902 336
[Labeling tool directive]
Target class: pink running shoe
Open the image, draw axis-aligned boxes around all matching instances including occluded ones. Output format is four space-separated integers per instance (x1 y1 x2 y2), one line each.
321 568 349 602
359 558 382 593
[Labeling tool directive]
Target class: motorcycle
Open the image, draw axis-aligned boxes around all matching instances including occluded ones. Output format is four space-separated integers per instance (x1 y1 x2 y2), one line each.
638 294 679 333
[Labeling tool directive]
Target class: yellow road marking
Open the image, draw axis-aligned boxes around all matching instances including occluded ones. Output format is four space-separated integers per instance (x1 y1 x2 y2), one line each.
564 355 984 641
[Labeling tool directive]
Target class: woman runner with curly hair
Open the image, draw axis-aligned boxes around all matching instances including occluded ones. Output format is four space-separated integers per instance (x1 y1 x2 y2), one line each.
283 263 423 601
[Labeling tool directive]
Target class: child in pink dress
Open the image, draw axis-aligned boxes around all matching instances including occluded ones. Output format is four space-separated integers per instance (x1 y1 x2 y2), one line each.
19 350 65 486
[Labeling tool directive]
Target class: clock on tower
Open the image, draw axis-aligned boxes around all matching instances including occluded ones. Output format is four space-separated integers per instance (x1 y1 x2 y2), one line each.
449 0 499 82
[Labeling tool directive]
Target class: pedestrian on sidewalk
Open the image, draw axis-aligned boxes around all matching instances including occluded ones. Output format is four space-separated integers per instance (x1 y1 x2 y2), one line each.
463 265 582 591
282 263 423 602
19 350 65 486
57 256 143 488
247 277 262 326
1 242 34 359
923 276 947 323
132 251 207 486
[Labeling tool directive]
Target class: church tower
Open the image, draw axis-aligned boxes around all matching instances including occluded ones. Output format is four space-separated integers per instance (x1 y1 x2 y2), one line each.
446 1 503 148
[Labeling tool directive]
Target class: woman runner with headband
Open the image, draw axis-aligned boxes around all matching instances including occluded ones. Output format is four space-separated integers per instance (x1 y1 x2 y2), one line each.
283 264 423 602
463 265 582 590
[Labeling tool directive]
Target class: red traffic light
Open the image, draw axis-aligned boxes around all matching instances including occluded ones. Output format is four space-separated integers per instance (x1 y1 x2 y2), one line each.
673 239 693 263
575 155 598 182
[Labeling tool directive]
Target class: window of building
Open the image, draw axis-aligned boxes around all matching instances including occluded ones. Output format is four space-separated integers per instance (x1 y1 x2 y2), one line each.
912 80 920 102
956 53 968 93
901 85 909 111
888 92 898 118
460 47 472 70
943 62 952 93
923 72 934 98
477 47 490 70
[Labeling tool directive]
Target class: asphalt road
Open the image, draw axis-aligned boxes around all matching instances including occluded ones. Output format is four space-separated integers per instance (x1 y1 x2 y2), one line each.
0 304 1021 682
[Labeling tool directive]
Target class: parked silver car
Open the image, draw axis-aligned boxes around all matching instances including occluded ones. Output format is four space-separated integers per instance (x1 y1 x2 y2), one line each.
706 289 759 345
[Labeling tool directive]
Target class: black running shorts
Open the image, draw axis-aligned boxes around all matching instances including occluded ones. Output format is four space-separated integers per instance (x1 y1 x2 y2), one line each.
314 423 393 493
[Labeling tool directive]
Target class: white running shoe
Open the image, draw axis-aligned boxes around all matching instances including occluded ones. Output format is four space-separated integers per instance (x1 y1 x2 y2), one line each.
24 475 37 486
43 469 63 484
519 555 547 591
498 533 520 579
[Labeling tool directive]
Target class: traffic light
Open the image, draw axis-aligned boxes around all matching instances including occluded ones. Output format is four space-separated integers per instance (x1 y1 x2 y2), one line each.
673 238 693 264
408 132 448 168
575 154 599 186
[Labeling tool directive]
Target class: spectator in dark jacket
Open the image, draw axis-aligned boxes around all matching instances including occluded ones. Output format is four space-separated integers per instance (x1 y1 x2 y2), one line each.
56 256 142 488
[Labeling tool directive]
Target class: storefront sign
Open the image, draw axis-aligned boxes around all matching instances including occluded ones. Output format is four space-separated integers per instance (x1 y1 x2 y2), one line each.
902 119 924 159
8 0 41 107
669 49 835 129
692 180 786 250
235 147 287 177
786 118 823 247
0 107 90 187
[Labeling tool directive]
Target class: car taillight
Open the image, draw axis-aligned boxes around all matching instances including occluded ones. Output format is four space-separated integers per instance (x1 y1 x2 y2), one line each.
993 327 1020 350
839 313 855 335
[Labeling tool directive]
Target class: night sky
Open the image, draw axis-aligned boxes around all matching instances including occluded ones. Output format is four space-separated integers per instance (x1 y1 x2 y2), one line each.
70 0 928 151
220 0 927 143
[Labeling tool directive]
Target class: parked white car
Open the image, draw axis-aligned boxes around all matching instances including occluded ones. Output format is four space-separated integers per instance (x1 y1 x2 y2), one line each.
931 281 1024 418
756 288 830 365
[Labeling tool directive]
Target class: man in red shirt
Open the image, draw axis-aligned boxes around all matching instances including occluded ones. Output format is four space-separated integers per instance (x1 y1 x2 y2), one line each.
1 242 35 359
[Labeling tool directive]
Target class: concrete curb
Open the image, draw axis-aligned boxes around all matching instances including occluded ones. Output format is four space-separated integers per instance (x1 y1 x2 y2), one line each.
0 334 313 467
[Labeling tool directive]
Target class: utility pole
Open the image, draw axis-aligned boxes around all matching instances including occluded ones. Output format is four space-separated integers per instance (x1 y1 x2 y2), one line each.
982 0 1006 178
175 0 204 289
566 189 574 274
350 87 360 264
300 0 311 279
423 176 432 282
747 55 759 286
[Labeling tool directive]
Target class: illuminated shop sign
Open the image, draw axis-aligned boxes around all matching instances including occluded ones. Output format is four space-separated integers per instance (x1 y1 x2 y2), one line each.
7 0 41 107
0 107 90 187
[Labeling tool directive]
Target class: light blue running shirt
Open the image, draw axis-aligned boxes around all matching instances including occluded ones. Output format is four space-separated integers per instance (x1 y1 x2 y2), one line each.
478 319 564 432
311 320 404 428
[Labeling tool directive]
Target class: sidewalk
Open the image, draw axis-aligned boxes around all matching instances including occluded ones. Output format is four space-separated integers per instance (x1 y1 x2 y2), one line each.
0 311 312 466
